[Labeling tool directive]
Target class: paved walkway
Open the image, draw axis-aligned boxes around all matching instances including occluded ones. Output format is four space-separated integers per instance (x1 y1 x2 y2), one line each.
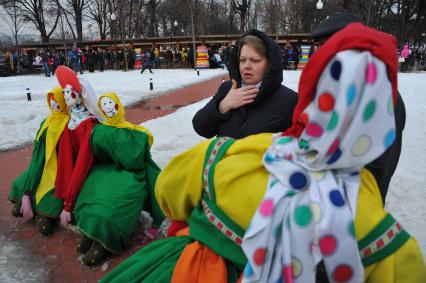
0 75 226 283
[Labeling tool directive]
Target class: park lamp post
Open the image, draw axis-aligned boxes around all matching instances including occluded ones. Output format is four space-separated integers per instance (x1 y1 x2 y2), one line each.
173 20 178 36
107 12 117 38
188 0 197 70
107 12 119 69
110 8 128 71
316 0 324 26
316 0 323 10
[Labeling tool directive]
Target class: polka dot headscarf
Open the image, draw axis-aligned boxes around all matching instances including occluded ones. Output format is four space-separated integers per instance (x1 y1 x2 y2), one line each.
241 50 396 283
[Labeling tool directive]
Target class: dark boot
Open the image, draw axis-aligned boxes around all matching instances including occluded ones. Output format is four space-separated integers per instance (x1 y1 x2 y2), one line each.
77 235 93 254
11 202 23 217
36 215 55 236
82 241 107 266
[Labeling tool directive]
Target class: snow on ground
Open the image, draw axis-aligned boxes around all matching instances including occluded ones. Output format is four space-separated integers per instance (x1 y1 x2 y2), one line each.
0 68 227 151
1 70 425 281
0 234 49 282
385 72 426 256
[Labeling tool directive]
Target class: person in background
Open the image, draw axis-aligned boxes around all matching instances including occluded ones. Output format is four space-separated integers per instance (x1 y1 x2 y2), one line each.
98 48 105 72
310 12 406 204
42 51 50 77
192 29 298 140
140 50 154 74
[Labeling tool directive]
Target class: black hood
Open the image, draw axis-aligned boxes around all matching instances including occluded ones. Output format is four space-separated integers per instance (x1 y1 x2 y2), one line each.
226 29 283 105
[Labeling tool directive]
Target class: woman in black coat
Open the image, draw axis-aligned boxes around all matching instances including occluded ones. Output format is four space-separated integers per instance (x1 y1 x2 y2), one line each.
192 29 298 139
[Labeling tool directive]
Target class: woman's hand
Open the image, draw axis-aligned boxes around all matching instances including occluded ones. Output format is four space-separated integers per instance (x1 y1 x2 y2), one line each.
219 79 259 114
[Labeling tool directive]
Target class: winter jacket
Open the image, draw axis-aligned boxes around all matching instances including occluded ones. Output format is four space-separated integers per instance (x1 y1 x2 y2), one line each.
365 92 406 203
192 29 298 139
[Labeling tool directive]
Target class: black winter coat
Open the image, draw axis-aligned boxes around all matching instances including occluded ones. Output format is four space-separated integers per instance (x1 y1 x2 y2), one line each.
192 30 298 139
365 92 406 203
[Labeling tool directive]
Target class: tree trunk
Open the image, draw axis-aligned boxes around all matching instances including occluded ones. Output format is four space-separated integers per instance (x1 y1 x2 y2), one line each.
76 12 83 41
240 9 246 32
14 37 20 72
40 27 49 43
190 1 196 69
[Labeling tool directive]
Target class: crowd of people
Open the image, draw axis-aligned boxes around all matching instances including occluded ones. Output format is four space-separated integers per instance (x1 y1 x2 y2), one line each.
7 12 426 283
398 44 426 72
0 45 199 77
1 36 425 78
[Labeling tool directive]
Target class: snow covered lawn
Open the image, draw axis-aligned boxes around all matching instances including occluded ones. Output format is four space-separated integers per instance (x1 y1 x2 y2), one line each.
0 68 227 150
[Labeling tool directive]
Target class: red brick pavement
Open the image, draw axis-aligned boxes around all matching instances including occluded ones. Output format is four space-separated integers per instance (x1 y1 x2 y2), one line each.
0 74 227 283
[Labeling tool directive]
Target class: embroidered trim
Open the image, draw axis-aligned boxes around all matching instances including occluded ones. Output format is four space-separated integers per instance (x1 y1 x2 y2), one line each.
201 137 244 245
358 213 410 266
201 199 243 245
203 137 230 200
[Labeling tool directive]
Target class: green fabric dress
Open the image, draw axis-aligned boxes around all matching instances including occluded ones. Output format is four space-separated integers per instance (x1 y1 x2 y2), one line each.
100 137 245 283
8 121 63 218
73 124 164 254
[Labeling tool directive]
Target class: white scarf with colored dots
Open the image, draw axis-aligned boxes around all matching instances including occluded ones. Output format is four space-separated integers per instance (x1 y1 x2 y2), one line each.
242 50 396 283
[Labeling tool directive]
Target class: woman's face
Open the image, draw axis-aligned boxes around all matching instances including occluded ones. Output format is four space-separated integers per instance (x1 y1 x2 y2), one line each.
239 44 268 85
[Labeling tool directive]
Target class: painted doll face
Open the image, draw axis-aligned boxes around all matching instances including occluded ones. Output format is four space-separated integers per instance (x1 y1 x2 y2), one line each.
100 96 118 118
49 94 61 112
63 84 82 109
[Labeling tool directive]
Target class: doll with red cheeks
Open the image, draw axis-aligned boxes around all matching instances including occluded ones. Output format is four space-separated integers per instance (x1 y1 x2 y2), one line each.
54 66 99 226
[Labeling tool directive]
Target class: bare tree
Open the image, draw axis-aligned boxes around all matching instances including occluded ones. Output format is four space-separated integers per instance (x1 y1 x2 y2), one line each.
126 0 146 39
86 0 109 39
173 0 200 66
56 0 87 41
339 0 425 43
231 0 252 32
16 0 60 43
0 0 25 71
1 0 422 46
247 0 261 31
262 0 281 34
146 0 161 37
196 0 236 34
370 0 425 43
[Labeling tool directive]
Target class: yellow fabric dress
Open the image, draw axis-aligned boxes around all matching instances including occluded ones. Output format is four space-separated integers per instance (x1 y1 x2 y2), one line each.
156 133 426 282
